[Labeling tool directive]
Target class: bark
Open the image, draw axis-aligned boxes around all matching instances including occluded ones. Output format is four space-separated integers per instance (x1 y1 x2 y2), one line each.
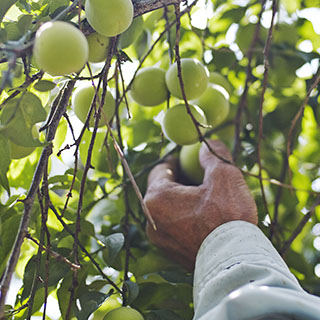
133 0 181 16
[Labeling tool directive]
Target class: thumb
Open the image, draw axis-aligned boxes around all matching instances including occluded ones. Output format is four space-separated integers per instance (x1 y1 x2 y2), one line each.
147 156 178 187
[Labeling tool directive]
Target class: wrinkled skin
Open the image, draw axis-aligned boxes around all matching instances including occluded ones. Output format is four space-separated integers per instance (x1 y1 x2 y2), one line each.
144 140 258 270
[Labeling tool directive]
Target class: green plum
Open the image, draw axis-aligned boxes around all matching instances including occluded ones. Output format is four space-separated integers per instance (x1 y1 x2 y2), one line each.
165 58 209 100
193 84 230 128
209 72 232 95
162 104 207 145
72 84 115 127
33 21 88 76
104 307 144 320
85 0 133 37
236 23 267 55
179 142 204 185
86 32 109 63
130 67 168 106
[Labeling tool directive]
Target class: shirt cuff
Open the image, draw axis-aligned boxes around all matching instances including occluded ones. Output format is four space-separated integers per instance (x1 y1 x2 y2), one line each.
193 221 303 319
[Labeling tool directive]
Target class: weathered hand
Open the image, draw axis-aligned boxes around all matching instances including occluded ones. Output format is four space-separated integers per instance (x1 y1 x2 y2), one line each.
144 140 258 270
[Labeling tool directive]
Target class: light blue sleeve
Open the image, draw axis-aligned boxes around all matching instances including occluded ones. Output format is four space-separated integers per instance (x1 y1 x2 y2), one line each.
193 221 320 320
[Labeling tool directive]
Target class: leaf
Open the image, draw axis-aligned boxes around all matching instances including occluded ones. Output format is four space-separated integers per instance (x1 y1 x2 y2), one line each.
220 7 246 22
17 14 32 34
285 248 313 277
34 79 56 92
57 275 74 320
135 29 151 60
159 271 193 285
21 249 71 301
0 0 18 24
145 310 184 320
0 93 47 147
98 233 125 265
0 134 10 193
75 289 111 320
16 0 31 12
19 92 47 126
48 0 69 15
89 198 125 226
123 280 139 304
56 220 95 248
212 47 237 69
0 212 21 275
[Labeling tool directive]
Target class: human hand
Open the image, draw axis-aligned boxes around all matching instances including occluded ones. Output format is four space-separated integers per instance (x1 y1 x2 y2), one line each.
144 140 258 270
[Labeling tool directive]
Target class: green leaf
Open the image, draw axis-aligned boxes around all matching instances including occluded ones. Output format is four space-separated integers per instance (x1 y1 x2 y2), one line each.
17 0 31 12
21 249 71 301
33 79 56 92
0 93 47 147
57 274 74 320
135 29 151 60
119 15 144 49
0 134 11 193
145 310 184 320
212 47 236 69
123 280 139 304
0 212 21 275
99 232 125 265
48 0 69 15
20 92 47 126
0 0 18 24
56 220 95 248
159 271 193 285
75 289 110 320
17 14 32 34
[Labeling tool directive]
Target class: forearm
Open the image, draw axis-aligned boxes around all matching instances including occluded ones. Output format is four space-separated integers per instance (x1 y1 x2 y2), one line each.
193 221 320 319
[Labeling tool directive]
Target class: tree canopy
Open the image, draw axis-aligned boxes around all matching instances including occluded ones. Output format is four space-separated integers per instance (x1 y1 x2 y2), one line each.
0 0 320 319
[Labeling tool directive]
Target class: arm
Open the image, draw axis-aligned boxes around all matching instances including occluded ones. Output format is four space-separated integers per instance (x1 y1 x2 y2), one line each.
144 140 320 319
194 221 320 319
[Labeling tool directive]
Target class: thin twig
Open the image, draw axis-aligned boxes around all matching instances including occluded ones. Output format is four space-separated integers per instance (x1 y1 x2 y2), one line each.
26 235 80 270
256 0 277 226
280 196 320 255
49 203 123 294
286 67 320 165
233 0 268 161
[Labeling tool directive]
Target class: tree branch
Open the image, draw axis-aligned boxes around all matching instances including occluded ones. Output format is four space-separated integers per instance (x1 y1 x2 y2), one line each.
133 0 180 17
0 80 76 319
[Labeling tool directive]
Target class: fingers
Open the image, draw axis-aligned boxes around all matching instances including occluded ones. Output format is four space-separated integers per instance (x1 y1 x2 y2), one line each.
147 156 177 187
199 140 233 170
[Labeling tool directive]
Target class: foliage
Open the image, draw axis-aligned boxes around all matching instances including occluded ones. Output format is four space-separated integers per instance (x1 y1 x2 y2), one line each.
0 0 320 319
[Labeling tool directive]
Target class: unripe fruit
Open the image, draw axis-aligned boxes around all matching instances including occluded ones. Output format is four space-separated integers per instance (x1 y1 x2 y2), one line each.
162 104 207 145
130 67 168 106
33 21 89 76
179 142 204 185
236 23 267 54
193 84 230 128
165 58 209 100
85 0 134 37
72 84 115 127
209 72 232 95
103 307 144 320
87 32 109 63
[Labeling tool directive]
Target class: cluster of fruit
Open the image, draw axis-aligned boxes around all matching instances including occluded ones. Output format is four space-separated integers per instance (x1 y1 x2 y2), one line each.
32 0 134 76
31 0 231 187
130 59 231 185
